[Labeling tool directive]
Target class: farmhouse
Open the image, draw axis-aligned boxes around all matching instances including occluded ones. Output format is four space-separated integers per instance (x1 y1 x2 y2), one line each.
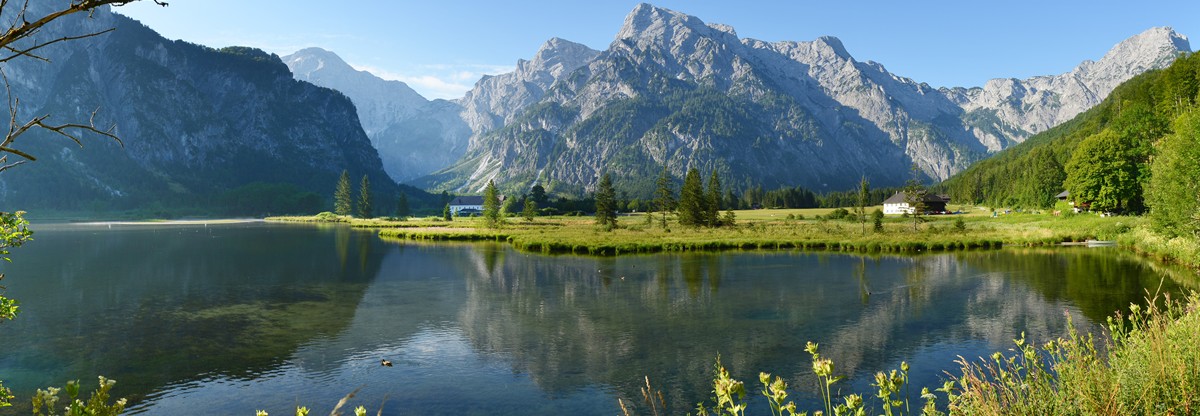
882 192 950 215
1056 190 1091 212
449 196 484 215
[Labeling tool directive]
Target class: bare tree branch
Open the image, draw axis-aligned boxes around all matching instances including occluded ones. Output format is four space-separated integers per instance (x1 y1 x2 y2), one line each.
0 0 164 173
0 27 115 63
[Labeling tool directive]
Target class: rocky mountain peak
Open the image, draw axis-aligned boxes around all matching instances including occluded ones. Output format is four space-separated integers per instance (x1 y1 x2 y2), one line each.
616 3 736 45
520 37 601 79
422 4 1193 195
282 47 455 182
284 47 351 78
1080 27 1190 80
814 36 851 59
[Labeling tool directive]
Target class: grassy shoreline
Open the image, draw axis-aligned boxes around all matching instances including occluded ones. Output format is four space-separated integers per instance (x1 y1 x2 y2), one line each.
268 206 1187 260
271 207 1200 415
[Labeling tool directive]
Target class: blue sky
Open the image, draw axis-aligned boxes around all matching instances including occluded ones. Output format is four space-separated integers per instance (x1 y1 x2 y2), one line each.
116 0 1199 100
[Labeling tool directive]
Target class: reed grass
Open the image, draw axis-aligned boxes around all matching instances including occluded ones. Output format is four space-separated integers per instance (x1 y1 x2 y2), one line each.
358 210 1132 257
645 292 1200 416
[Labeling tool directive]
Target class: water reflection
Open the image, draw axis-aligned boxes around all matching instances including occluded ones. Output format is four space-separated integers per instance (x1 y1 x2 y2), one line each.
453 247 1190 414
0 224 1191 416
0 223 385 413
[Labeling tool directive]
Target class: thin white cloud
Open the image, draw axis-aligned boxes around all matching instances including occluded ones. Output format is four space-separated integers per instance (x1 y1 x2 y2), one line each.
348 63 515 100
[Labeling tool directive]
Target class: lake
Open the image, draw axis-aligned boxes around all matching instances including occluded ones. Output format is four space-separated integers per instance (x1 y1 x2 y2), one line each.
0 222 1191 415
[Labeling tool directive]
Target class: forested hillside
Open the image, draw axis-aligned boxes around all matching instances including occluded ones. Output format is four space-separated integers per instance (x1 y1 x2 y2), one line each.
942 51 1200 236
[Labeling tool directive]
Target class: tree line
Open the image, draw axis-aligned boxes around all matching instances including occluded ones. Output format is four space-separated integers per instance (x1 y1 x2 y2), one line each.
940 51 1200 237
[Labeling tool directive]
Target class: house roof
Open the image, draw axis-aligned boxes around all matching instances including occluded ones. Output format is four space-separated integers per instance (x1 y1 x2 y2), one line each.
450 195 505 206
883 191 950 204
1056 190 1070 198
450 196 484 206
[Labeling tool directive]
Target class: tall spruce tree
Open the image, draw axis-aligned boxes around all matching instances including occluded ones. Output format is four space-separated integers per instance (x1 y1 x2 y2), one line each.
396 192 410 218
594 173 618 230
678 168 705 226
522 198 538 222
483 180 501 228
530 184 548 207
334 170 352 216
705 169 722 227
357 175 372 218
903 165 927 231
856 175 870 235
654 167 675 228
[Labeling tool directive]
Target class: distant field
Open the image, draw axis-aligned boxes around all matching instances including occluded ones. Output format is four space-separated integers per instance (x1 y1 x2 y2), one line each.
270 206 1145 258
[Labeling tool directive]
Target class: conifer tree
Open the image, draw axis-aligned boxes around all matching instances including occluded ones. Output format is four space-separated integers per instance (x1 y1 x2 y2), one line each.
678 168 705 226
357 175 372 218
530 184 548 206
396 193 410 218
443 203 452 221
705 169 722 227
594 173 618 230
522 198 538 222
483 180 501 228
856 175 870 235
903 165 927 231
654 167 675 228
334 170 352 216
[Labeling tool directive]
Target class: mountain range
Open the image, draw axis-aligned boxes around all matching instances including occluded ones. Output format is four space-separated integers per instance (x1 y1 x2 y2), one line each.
288 4 1190 197
0 3 1190 215
0 4 401 215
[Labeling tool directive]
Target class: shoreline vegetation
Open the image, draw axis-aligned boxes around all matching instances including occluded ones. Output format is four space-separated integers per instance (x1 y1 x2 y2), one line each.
264 206 1200 415
268 205 1200 268
667 291 1200 416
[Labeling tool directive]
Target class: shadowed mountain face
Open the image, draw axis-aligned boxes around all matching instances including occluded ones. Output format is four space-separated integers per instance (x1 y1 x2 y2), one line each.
283 48 472 182
399 4 1188 196
0 6 397 213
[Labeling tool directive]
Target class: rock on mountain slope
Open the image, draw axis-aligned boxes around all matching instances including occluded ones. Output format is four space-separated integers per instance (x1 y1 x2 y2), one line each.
0 6 397 213
415 4 1188 196
945 26 1191 150
457 37 601 136
284 48 470 181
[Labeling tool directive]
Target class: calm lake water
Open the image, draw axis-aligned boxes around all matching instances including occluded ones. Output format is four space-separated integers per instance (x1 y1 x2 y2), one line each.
0 222 1192 415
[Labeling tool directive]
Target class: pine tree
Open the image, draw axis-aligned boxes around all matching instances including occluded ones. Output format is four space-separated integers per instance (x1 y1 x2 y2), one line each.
705 169 722 227
396 192 410 218
856 175 870 235
594 173 617 230
333 170 352 216
522 198 538 222
443 203 452 221
654 167 675 228
357 175 372 218
678 168 704 226
483 180 501 228
529 184 548 206
903 165 927 231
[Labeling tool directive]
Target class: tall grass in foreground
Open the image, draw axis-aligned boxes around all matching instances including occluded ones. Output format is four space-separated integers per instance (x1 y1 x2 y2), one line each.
622 292 1200 416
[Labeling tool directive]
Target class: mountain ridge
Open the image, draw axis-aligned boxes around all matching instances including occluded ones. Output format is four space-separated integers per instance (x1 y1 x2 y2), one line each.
283 47 471 182
279 4 1188 198
411 4 1188 196
0 7 401 215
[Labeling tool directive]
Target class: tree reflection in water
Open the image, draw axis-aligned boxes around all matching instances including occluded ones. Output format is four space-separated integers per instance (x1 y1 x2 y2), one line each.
455 246 1191 414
